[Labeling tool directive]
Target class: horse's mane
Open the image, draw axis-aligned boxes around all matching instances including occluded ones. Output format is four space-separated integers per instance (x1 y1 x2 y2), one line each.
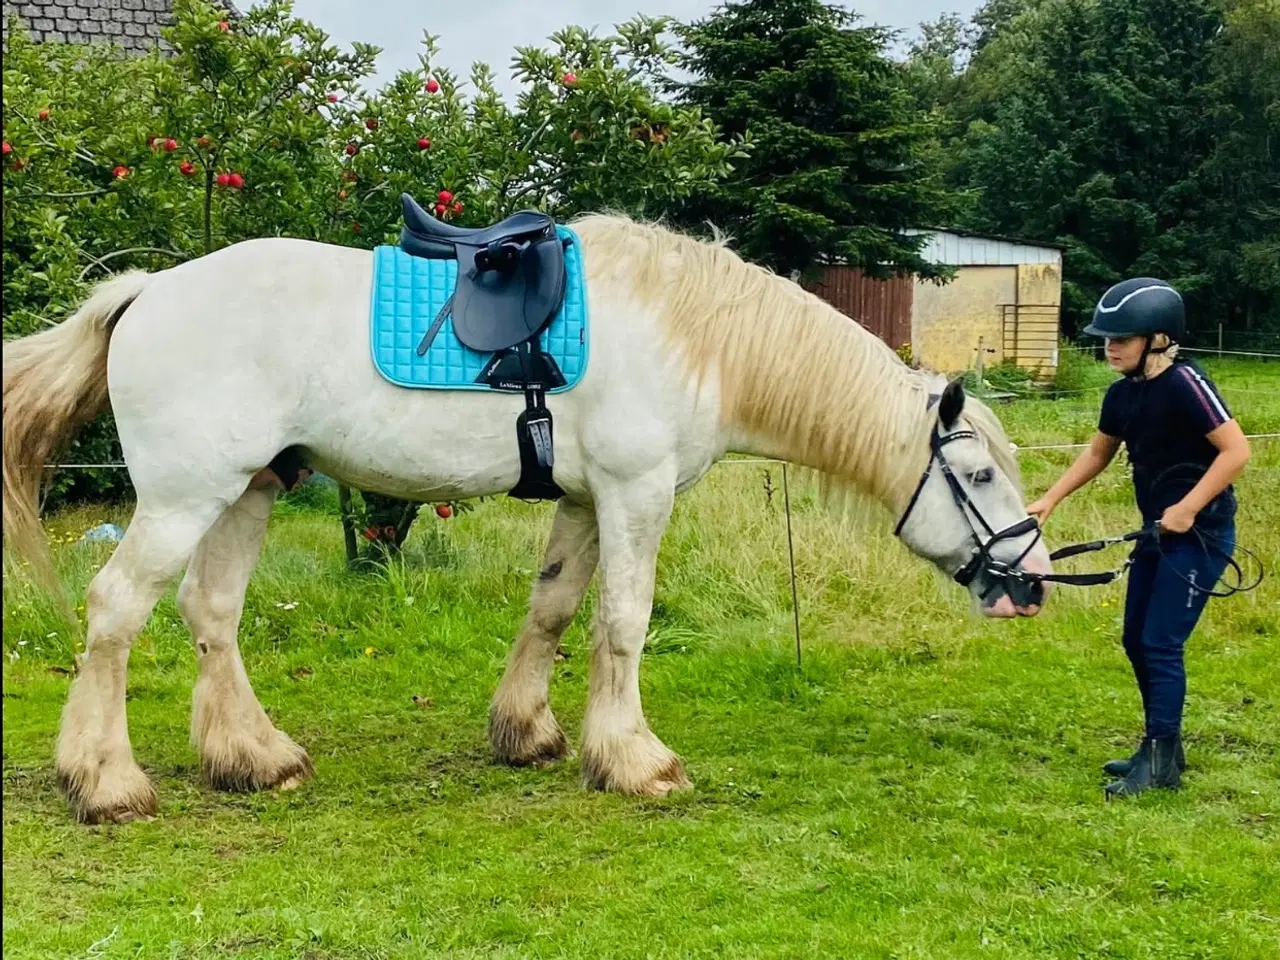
569 212 1021 507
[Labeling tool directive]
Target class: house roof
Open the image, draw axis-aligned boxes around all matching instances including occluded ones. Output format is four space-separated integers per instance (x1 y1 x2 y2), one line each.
2 0 242 55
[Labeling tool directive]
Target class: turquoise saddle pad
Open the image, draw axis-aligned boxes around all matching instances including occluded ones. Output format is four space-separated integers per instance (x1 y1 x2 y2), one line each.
369 227 588 392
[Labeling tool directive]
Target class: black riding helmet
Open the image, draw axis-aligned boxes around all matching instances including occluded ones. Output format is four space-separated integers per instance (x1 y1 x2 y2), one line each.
1083 277 1185 341
1084 277 1185 379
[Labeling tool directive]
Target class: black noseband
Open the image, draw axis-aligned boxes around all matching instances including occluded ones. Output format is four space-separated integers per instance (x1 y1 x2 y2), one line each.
895 429 1042 595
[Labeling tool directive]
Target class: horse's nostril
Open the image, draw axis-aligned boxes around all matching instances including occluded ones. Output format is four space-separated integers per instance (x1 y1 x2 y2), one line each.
1029 581 1045 606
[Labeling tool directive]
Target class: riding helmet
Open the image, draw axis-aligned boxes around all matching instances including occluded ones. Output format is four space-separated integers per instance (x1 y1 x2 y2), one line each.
1083 277 1185 340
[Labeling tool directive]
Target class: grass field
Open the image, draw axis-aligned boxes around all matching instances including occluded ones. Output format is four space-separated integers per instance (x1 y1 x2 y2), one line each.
3 357 1278 959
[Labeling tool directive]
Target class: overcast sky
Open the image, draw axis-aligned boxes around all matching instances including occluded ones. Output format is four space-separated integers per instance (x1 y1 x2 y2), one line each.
248 1 981 100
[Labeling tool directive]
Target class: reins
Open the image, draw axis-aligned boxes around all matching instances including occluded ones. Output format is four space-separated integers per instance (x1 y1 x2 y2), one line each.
1032 522 1264 598
896 430 1265 601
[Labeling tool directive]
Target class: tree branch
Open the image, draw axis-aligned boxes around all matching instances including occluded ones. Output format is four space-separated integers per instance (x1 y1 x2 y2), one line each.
12 108 101 165
78 247 188 281
18 188 111 200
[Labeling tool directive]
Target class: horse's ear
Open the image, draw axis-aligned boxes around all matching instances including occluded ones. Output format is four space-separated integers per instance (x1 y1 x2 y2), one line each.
938 378 965 429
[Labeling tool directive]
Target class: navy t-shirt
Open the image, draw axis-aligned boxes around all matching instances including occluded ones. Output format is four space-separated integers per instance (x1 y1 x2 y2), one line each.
1098 360 1236 525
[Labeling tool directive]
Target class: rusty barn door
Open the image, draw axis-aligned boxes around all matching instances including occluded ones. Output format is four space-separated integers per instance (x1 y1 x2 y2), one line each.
803 266 913 350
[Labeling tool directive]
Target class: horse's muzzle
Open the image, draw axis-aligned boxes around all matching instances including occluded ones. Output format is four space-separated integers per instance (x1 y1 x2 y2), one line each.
979 562 1050 618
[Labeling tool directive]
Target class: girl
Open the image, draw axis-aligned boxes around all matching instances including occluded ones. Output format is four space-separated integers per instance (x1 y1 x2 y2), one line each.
1026 278 1251 798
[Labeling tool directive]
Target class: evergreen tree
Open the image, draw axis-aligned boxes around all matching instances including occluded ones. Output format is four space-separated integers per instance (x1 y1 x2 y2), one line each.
930 0 1239 331
904 0 1279 334
1192 0 1280 331
671 0 957 279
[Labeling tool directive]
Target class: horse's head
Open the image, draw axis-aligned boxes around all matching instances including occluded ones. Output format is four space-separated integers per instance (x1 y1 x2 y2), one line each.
894 380 1052 618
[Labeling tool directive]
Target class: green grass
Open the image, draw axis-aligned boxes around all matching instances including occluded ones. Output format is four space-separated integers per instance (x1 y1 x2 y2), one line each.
4 359 1279 959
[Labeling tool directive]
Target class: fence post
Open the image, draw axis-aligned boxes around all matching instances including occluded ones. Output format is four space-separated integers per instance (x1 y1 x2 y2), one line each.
975 335 985 386
1218 323 1224 355
338 484 358 567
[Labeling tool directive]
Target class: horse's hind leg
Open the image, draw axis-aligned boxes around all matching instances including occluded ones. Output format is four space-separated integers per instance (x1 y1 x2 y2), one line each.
57 502 227 824
490 498 599 765
177 486 312 792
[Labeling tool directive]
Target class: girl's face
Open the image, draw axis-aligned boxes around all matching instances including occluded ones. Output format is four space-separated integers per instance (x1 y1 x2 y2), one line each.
1104 335 1147 372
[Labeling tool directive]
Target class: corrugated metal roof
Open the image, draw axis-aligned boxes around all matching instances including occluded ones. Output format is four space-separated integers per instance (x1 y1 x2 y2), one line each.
904 228 1064 266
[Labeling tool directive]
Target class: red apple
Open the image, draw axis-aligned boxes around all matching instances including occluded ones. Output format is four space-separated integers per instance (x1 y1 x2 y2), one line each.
163 138 178 152
112 165 130 179
1 142 11 156
417 137 431 150
197 136 211 148
451 200 462 214
562 72 577 86
365 118 378 131
435 504 452 519
38 109 50 121
327 93 339 103
228 172 244 189
345 142 359 156
179 160 196 176
218 21 229 32
216 172 231 187
437 189 453 203
424 78 440 94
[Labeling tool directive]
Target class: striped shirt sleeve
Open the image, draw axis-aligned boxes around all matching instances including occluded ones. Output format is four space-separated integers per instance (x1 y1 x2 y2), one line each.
1173 364 1232 433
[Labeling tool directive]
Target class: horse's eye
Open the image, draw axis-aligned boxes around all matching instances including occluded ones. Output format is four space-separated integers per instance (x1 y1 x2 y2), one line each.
969 467 994 485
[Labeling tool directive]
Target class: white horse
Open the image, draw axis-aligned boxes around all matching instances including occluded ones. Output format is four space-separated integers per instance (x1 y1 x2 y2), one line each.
2 214 1051 824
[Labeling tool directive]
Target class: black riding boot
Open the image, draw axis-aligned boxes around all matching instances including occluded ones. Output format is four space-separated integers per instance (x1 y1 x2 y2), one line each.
1104 735 1182 798
1103 737 1186 778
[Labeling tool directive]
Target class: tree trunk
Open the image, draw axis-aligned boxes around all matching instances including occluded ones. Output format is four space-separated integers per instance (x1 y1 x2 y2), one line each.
341 489 421 568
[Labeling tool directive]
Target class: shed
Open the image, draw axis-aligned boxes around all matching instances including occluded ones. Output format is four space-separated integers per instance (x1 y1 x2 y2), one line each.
805 228 1065 379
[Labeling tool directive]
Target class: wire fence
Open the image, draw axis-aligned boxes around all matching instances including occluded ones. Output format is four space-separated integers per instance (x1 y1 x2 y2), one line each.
43 431 1280 472
1058 343 1280 360
35 434 1279 667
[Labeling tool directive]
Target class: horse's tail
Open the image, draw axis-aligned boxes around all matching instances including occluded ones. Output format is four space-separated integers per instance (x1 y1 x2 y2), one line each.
2 270 151 599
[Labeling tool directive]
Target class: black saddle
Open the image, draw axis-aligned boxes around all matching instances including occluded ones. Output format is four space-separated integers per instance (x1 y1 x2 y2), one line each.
399 194 566 353
397 193 571 501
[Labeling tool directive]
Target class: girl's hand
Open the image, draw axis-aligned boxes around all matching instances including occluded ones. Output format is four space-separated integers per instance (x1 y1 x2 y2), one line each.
1026 497 1057 525
1159 501 1198 534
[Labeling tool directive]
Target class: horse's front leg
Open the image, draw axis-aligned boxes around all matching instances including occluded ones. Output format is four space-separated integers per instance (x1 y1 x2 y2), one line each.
490 498 599 765
580 468 690 796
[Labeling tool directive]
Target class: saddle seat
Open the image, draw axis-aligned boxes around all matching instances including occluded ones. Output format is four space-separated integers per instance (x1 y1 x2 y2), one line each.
400 195 555 257
397 193 566 354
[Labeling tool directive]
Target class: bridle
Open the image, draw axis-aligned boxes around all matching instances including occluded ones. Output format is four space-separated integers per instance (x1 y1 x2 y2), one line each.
894 431 1264 599
893 427 1043 601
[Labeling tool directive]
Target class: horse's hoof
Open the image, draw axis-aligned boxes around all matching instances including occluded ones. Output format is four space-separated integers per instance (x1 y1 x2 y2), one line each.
580 732 691 796
201 731 314 793
58 761 158 825
489 704 572 767
635 758 693 797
